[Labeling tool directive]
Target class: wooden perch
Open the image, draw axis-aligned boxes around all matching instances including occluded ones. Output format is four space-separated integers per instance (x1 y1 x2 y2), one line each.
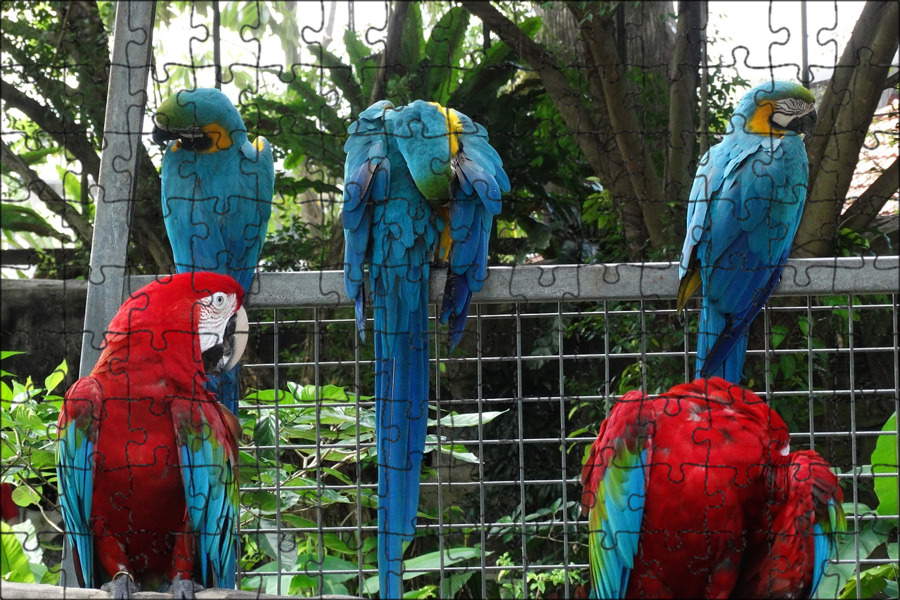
0 581 361 599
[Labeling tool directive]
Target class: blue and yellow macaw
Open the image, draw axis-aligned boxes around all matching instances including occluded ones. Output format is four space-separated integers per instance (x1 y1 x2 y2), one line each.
677 81 817 383
342 100 509 598
152 88 274 414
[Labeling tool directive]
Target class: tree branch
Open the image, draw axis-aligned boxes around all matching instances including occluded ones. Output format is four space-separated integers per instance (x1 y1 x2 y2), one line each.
1 139 94 245
796 0 899 257
369 1 409 104
574 4 670 250
1 78 101 180
462 0 654 259
885 70 899 90
665 1 704 216
840 158 899 232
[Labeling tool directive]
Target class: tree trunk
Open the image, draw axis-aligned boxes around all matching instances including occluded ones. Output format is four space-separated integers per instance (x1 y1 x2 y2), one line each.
369 1 409 104
840 158 899 233
665 1 704 220
795 0 899 258
578 8 671 251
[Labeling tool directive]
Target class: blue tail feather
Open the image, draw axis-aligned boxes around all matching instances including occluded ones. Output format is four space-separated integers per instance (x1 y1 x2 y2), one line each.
376 275 429 599
205 363 240 415
696 297 749 384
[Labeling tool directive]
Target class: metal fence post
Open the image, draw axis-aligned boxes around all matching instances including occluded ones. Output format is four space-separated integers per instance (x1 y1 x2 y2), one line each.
79 1 156 377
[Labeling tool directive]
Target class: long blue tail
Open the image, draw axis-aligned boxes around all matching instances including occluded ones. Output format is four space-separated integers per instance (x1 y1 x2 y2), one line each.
696 296 749 384
374 274 429 599
206 362 240 415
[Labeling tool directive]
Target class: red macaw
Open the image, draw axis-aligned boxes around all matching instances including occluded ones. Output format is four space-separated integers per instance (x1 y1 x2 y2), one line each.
1 482 19 524
581 377 844 598
56 272 248 598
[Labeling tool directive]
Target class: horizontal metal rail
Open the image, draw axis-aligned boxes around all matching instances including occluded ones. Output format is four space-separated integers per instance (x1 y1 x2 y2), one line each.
126 256 899 307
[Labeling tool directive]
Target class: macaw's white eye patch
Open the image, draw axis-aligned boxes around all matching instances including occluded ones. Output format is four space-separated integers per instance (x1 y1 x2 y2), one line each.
197 292 240 354
771 98 814 128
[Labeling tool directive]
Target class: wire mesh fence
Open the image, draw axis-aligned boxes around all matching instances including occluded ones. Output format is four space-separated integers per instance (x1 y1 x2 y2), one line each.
205 258 897 598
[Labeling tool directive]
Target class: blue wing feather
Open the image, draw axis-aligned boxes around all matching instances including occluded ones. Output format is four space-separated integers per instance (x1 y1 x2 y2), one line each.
810 498 843 597
343 100 506 598
56 378 100 588
173 402 238 590
439 110 509 348
681 130 808 383
587 446 647 599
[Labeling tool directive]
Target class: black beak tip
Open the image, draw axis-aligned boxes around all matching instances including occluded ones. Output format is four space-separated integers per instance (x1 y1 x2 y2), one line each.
804 109 818 133
151 126 171 147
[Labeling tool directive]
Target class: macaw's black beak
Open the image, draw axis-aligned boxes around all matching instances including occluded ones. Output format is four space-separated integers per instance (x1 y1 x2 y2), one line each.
151 113 213 152
151 125 178 147
787 109 817 135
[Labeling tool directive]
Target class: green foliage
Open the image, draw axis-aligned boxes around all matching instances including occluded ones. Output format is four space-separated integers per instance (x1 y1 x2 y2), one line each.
495 548 586 599
1 198 70 243
1 521 34 583
831 412 900 599
0 352 65 585
837 226 876 257
871 412 898 521
238 381 503 597
260 212 322 272
816 500 897 600
1 353 65 511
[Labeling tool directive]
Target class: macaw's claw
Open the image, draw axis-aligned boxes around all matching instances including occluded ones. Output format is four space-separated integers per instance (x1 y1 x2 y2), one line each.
168 576 205 599
100 572 140 599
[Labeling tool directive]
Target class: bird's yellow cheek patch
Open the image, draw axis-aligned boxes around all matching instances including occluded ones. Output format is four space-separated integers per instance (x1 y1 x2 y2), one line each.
428 102 461 156
748 101 786 138
201 123 233 153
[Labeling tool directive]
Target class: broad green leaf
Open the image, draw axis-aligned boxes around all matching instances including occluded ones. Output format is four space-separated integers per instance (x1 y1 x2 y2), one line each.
10 485 38 508
771 324 788 349
871 412 898 521
43 361 66 394
779 354 796 381
289 553 359 593
448 16 541 113
253 409 278 462
361 547 484 595
430 410 508 428
423 7 470 103
306 43 364 116
251 518 299 568
343 28 380 103
241 561 292 596
397 3 424 76
403 547 484 579
244 388 293 404
321 533 355 556
0 521 34 583
0 204 69 241
839 563 898 599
